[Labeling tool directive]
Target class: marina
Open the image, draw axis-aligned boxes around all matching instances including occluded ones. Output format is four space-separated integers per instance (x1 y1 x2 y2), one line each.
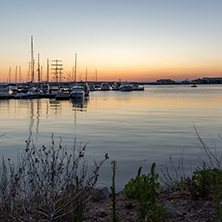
0 81 145 100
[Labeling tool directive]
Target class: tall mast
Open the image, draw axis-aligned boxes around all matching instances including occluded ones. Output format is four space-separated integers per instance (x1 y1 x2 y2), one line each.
85 67 87 82
19 66 21 83
37 53 40 83
8 67 11 83
15 66 17 83
47 59 49 82
41 66 43 82
95 69 98 82
74 53 77 82
27 62 31 82
31 36 35 82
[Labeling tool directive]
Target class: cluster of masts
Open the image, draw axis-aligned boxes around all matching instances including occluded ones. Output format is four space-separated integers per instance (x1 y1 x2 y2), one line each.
6 36 98 84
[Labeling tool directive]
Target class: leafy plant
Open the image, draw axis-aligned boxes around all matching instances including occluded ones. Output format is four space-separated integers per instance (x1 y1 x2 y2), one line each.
124 163 167 221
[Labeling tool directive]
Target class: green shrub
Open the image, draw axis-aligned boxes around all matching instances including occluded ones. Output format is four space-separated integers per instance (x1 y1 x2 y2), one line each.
185 162 222 200
124 163 168 221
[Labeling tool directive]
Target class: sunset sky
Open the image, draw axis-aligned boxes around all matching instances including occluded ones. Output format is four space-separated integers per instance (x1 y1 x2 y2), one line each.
0 0 222 82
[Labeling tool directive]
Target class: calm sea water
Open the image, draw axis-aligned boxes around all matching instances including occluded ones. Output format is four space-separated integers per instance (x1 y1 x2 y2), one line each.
1 84 222 191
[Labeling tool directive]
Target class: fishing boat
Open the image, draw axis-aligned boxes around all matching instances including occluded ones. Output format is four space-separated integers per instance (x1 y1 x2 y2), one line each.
70 85 84 98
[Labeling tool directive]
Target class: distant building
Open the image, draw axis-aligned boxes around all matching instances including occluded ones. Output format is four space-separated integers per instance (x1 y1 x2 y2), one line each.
156 79 175 84
202 77 222 84
191 77 222 84
192 78 203 84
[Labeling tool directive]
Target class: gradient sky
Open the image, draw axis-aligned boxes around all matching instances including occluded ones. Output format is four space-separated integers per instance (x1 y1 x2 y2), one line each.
0 0 222 82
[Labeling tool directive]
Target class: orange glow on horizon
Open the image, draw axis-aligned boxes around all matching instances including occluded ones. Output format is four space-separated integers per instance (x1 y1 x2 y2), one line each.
0 62 221 83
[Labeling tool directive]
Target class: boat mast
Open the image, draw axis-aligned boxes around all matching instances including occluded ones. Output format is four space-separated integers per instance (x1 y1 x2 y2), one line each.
8 67 11 83
37 53 40 83
74 53 77 83
31 36 35 82
47 59 49 82
15 66 17 83
19 66 22 83
95 69 98 82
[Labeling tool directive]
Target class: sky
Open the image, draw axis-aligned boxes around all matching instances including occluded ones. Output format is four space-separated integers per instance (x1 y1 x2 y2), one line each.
0 0 222 82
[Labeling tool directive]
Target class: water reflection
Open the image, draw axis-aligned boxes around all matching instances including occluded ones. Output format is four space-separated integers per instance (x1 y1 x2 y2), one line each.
71 97 88 111
71 98 89 125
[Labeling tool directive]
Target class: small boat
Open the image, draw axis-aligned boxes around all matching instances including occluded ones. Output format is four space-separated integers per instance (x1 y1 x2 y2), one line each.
191 84 197 87
0 85 12 99
120 81 132 91
46 84 60 98
8 84 18 95
70 85 84 98
100 82 110 91
83 83 90 97
131 84 144 91
55 88 70 100
112 81 122 90
88 83 96 91
14 87 42 99
14 88 29 99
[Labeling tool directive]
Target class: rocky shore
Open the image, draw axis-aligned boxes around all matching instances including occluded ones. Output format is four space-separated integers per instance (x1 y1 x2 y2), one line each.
83 187 219 222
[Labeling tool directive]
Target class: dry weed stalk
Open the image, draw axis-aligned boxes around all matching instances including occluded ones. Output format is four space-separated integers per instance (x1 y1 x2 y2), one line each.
0 135 108 221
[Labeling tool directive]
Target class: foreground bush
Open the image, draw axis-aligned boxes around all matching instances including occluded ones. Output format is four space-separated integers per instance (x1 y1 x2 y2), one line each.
0 135 108 221
125 163 168 221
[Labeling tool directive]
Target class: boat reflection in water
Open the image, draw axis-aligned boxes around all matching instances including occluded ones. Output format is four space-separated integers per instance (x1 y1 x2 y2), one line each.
71 97 89 124
71 97 88 111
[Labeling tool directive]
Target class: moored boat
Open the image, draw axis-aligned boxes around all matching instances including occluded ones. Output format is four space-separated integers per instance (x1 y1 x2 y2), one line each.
100 82 110 91
55 87 70 100
120 81 132 91
131 84 144 91
0 85 12 99
83 83 90 97
14 87 42 99
112 81 122 90
70 85 84 98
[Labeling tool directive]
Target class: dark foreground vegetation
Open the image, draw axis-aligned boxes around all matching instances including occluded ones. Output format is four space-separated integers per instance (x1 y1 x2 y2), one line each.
1 129 222 221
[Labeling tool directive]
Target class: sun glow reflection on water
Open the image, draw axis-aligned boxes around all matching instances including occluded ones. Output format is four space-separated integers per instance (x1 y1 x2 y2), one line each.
1 85 222 191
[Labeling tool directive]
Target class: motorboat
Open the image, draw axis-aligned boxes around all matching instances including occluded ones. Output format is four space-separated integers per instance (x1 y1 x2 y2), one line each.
120 81 132 91
14 87 42 99
70 85 84 98
191 84 197 87
55 87 70 100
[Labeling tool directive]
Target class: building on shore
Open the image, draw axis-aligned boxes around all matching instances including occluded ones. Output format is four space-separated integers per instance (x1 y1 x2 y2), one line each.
156 79 175 84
